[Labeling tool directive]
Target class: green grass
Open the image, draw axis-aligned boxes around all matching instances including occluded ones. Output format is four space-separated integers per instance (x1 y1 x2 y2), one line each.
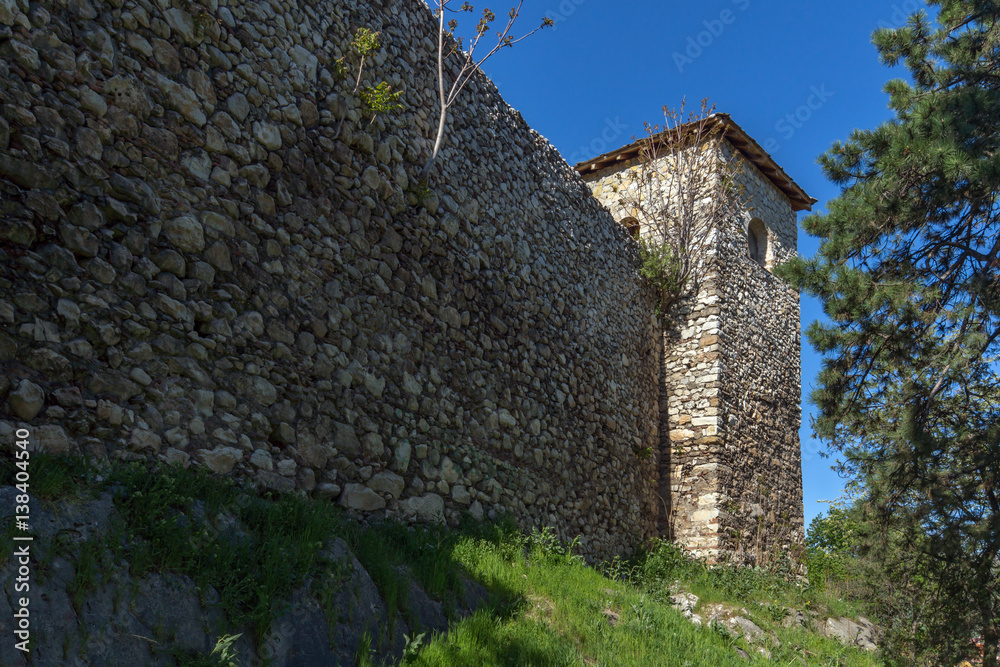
402 529 884 667
631 538 871 622
66 531 110 612
0 453 884 666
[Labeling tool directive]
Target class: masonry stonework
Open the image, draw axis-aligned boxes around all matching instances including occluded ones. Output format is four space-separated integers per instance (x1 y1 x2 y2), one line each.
0 0 804 564
579 128 808 564
0 0 665 561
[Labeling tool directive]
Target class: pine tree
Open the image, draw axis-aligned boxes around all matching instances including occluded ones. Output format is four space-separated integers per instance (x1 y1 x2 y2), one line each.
777 1 1000 663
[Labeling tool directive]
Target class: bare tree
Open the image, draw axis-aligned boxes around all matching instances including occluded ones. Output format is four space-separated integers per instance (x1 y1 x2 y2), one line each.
620 99 748 315
419 1 552 183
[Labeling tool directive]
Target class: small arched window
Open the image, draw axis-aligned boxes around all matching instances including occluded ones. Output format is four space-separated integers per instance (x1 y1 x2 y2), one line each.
621 216 640 239
747 218 768 267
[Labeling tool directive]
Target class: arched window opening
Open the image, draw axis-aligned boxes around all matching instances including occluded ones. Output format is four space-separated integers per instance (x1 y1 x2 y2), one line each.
747 218 768 267
621 216 640 239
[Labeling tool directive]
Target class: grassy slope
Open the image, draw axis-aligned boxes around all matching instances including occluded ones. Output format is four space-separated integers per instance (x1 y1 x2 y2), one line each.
403 527 882 667
2 454 881 666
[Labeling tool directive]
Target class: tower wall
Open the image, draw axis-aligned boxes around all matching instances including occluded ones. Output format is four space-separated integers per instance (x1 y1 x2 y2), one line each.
714 145 804 565
581 138 804 564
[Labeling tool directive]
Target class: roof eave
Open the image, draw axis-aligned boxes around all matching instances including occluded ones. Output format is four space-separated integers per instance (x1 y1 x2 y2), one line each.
572 113 817 212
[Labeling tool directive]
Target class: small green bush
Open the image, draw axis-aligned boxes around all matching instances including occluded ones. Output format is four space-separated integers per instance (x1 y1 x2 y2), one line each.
360 81 404 120
638 238 686 315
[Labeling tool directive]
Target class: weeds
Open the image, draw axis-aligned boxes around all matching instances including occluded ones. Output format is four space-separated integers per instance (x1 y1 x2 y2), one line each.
355 631 376 667
402 631 427 663
332 26 404 138
209 634 242 667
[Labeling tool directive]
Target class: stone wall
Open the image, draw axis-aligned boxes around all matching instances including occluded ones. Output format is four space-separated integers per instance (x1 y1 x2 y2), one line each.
0 0 663 559
581 139 804 564
715 152 804 564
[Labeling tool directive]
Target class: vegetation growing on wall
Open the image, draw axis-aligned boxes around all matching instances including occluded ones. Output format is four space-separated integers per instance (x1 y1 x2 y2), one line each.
622 100 748 316
334 27 404 136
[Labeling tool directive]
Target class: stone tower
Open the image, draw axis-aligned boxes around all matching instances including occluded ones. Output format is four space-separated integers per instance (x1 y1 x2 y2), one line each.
575 114 815 565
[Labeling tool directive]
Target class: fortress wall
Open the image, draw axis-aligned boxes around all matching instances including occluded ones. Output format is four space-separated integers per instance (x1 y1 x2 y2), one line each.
0 0 662 558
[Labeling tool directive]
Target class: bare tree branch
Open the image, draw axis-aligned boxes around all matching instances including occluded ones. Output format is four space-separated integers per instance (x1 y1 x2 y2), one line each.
620 99 748 315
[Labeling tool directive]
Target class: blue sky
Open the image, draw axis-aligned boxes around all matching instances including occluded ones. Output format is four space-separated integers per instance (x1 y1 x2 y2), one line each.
466 0 926 527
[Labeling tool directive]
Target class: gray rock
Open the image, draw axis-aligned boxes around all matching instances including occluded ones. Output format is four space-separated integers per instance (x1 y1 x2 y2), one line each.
163 7 198 43
273 423 295 444
364 373 385 398
670 591 699 617
0 579 25 665
128 428 162 453
35 425 73 454
132 574 210 653
782 608 809 628
253 121 282 151
367 471 405 499
227 93 250 121
250 448 274 471
320 539 399 665
262 587 336 667
78 85 107 116
334 422 360 455
244 376 277 406
289 44 318 81
362 432 384 458
315 483 342 500
205 241 233 272
164 215 205 253
729 616 764 644
181 151 212 181
0 0 16 27
104 74 151 116
407 578 448 634
201 446 243 474
497 409 517 427
296 432 330 469
8 379 43 420
0 156 57 189
399 494 445 523
69 203 104 233
451 485 471 505
164 447 191 468
201 211 235 237
439 457 460 485
259 470 296 494
392 440 411 473
825 616 878 651
152 72 206 126
339 483 386 511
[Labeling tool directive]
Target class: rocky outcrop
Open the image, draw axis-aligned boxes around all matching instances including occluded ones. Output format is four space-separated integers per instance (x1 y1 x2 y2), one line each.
669 588 879 660
0 486 486 666
824 615 879 652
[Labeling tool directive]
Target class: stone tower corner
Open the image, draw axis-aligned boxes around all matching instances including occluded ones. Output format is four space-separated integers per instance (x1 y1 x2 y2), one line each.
575 114 814 566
